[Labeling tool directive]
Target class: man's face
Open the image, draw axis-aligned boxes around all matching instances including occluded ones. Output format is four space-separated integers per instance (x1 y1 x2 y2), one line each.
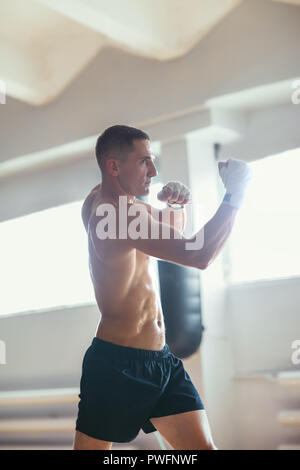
118 139 157 197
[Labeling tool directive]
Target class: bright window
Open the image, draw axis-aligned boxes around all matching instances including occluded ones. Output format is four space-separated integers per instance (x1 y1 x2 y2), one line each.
228 148 300 283
0 201 95 317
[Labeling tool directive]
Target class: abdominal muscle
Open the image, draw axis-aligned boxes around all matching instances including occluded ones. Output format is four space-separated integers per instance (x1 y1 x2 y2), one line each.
96 316 165 351
89 240 166 351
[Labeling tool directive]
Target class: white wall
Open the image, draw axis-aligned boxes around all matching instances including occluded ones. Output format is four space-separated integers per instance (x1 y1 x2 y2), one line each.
0 150 100 222
228 278 300 374
0 305 99 390
1 0 300 161
223 103 300 161
0 0 300 450
227 278 300 449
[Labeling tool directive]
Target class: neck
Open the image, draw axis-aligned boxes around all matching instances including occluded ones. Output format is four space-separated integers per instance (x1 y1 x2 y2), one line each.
100 177 136 205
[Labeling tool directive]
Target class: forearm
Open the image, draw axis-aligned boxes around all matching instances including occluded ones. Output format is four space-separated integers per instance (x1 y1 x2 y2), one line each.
132 199 236 269
159 206 185 233
191 201 238 269
135 200 185 233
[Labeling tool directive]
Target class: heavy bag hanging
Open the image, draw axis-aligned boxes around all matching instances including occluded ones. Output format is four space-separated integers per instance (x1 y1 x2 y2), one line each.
157 260 204 359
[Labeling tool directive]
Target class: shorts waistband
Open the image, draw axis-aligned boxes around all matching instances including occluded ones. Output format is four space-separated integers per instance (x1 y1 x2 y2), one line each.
90 337 170 361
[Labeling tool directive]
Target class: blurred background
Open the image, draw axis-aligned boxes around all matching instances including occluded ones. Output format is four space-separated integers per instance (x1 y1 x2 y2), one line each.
0 0 300 450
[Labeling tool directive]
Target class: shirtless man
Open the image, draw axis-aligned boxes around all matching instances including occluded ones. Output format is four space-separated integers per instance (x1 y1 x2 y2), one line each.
73 125 253 450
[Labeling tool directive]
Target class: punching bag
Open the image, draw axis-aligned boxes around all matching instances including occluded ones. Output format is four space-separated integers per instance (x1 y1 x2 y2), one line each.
157 260 204 359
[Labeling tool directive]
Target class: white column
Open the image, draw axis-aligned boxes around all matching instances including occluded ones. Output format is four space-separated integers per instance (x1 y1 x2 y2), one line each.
159 137 206 402
185 136 238 450
159 138 190 187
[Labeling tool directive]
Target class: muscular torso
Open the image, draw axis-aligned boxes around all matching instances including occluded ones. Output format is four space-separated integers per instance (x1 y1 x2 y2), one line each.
86 192 166 351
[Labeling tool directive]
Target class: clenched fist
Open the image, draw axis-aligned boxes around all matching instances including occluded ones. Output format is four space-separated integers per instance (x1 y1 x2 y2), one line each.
157 181 191 206
218 159 253 208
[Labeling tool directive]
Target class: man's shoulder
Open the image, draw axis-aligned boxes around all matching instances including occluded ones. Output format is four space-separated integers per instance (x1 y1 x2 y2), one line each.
88 206 134 260
87 198 161 251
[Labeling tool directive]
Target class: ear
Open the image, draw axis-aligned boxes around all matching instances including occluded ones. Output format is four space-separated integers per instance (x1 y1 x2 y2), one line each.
106 158 120 176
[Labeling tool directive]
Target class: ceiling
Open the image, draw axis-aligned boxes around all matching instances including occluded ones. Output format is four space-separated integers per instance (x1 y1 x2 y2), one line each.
0 0 299 105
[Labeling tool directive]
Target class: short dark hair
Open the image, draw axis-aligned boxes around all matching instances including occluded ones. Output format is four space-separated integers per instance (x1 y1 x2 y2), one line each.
95 125 150 173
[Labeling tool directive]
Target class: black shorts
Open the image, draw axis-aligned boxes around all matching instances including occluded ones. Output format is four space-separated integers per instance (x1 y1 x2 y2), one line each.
75 337 204 443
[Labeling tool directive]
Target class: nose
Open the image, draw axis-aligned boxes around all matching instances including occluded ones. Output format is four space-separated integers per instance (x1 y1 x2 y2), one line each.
148 161 157 178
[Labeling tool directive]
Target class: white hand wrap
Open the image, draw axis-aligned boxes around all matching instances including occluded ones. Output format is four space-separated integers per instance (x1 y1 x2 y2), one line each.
219 159 253 208
166 182 190 201
158 181 190 205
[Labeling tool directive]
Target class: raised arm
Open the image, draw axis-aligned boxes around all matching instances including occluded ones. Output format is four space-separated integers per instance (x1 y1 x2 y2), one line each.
134 200 186 234
127 200 237 269
89 196 236 269
90 159 253 269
